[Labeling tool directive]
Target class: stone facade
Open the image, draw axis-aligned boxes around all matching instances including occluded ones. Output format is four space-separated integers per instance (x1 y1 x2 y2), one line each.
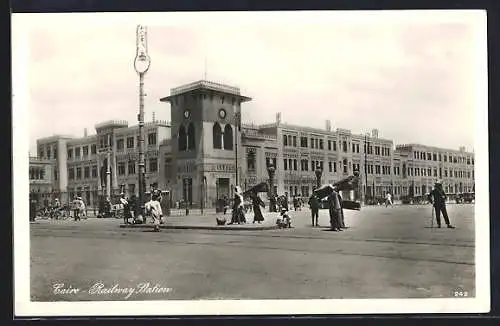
34 79 475 207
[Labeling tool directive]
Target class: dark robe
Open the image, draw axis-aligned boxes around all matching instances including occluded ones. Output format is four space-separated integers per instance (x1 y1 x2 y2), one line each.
252 195 265 222
230 193 245 224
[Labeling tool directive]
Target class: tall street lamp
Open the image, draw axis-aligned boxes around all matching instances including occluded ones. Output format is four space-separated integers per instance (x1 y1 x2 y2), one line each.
134 25 151 223
314 162 323 189
364 133 370 205
266 158 276 212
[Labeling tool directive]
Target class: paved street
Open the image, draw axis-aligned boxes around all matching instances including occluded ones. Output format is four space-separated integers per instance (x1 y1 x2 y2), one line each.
30 204 475 301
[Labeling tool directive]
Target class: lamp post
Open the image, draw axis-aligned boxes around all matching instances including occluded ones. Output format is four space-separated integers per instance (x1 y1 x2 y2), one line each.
314 163 323 189
266 158 276 212
363 133 370 205
133 25 151 223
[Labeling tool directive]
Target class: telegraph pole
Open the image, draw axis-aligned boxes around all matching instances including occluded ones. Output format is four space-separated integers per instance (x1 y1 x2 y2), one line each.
134 25 151 222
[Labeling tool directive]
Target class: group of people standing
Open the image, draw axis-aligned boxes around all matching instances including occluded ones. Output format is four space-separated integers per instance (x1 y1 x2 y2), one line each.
228 186 266 225
307 187 346 231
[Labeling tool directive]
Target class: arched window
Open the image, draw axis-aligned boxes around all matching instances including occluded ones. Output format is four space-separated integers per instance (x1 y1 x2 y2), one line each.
187 123 195 150
213 123 222 149
224 124 233 150
178 125 187 151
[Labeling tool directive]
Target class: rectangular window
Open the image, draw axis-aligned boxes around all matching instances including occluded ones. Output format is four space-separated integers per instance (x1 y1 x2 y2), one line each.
375 165 381 174
375 146 380 155
67 149 73 159
427 153 432 160
352 143 356 153
293 136 297 147
47 147 51 159
118 162 126 175
39 148 44 159
333 162 337 173
128 184 136 195
148 133 157 146
288 159 292 171
128 161 136 174
284 159 288 170
328 140 331 150
68 168 74 180
319 139 324 150
127 137 134 148
445 170 448 177
329 162 332 172
300 137 308 148
310 138 314 148
333 141 337 151
356 144 360 153
117 139 124 150
91 144 97 154
83 146 89 157
92 165 97 178
54 170 58 180
294 159 298 171
75 147 81 158
84 166 90 178
342 141 348 152
149 158 158 172
76 167 82 179
311 160 315 171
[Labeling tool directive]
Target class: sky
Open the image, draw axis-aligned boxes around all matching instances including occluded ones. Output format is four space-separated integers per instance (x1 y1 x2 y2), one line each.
14 11 486 155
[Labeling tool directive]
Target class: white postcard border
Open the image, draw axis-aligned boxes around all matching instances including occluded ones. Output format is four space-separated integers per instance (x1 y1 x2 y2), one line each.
13 10 490 316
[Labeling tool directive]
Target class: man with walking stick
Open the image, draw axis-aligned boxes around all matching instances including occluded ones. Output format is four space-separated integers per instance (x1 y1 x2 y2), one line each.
429 180 455 229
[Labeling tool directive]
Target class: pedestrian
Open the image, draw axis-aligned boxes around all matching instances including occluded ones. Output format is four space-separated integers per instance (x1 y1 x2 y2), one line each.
429 180 455 229
104 197 112 218
385 192 393 207
72 196 81 221
145 192 163 232
51 198 61 219
338 192 346 229
229 186 245 225
328 189 343 231
120 193 130 224
251 193 265 224
308 190 320 227
128 194 137 222
78 197 87 219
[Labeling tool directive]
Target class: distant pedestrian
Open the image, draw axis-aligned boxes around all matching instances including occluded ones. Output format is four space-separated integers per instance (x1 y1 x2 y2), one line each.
308 191 320 227
120 193 130 224
338 193 346 229
429 181 455 229
72 196 81 221
385 192 393 207
145 192 163 232
251 193 265 224
229 186 245 224
328 189 343 232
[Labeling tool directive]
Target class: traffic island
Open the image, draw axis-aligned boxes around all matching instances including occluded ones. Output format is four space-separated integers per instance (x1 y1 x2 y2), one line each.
119 212 282 231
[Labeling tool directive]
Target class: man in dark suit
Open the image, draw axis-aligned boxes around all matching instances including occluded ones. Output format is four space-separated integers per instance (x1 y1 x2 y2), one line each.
429 180 455 229
308 190 320 226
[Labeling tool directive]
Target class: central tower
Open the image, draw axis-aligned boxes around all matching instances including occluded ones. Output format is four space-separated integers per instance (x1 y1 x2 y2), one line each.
160 80 252 208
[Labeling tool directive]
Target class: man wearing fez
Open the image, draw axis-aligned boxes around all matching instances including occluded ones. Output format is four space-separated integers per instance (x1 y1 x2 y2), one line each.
328 188 343 232
429 180 455 229
308 188 320 227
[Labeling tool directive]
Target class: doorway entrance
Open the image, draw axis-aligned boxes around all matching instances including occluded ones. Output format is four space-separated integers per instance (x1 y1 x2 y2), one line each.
216 178 230 200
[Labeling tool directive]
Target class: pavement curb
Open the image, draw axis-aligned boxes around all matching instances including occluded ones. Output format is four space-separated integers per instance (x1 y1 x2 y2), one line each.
119 224 279 231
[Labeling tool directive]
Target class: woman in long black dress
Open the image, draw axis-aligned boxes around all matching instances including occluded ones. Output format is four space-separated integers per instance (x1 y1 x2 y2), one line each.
251 193 265 223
